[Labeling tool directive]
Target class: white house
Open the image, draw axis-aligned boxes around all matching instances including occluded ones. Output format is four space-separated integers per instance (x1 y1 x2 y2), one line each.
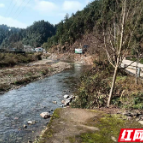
35 47 43 52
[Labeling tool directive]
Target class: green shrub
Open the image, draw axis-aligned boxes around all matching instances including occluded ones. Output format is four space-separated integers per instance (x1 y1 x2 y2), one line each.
71 60 113 108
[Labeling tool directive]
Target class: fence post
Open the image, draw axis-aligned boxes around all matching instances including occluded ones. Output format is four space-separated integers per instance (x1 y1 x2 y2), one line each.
137 67 141 77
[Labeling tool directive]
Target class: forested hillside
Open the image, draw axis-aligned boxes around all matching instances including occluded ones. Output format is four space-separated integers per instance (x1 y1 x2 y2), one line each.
44 0 143 54
0 25 21 48
45 0 103 49
0 20 56 49
1 0 143 53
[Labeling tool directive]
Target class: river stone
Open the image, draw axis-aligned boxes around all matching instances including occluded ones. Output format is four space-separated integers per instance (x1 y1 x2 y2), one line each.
61 100 65 104
64 99 70 106
40 112 50 119
138 121 143 125
70 95 74 98
68 95 74 101
111 136 117 142
27 121 33 125
23 125 27 128
136 118 140 121
64 95 69 99
27 120 36 125
52 101 57 104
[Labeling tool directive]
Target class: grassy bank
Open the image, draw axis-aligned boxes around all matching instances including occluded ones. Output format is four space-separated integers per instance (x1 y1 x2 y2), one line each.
35 108 142 143
0 53 42 67
71 60 143 109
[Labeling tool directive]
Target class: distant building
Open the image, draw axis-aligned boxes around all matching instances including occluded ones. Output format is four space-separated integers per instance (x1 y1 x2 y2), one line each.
9 48 16 52
83 45 89 49
75 45 89 54
35 47 43 52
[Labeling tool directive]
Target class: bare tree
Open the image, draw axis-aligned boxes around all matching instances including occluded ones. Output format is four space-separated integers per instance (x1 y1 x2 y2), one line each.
102 0 143 107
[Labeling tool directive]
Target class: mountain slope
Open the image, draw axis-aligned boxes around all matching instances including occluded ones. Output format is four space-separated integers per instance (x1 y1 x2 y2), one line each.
0 20 56 49
45 0 143 56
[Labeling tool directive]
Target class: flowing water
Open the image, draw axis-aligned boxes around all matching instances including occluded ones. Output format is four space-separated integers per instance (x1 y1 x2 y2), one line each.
0 63 90 143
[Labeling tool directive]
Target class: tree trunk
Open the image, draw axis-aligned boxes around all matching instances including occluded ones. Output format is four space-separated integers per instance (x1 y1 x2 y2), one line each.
107 63 118 107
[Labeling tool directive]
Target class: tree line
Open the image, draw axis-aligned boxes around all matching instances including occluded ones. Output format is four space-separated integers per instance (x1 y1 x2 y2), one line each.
44 0 102 49
0 20 56 49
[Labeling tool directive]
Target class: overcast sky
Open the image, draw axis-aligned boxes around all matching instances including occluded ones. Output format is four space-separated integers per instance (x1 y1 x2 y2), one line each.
0 0 93 28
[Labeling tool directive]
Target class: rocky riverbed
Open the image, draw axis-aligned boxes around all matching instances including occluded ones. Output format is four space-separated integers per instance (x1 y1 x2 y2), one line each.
0 59 71 94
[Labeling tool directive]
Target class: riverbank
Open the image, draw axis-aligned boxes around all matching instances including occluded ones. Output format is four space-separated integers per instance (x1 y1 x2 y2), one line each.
0 59 71 94
0 53 42 67
34 60 143 143
34 108 143 143
47 53 96 65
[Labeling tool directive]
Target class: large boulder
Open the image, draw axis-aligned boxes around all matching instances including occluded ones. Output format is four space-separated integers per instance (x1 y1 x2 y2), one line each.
40 112 50 119
64 99 70 106
64 95 69 99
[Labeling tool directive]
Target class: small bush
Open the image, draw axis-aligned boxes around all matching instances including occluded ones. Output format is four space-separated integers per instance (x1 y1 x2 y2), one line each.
0 53 42 67
113 92 143 109
0 84 10 91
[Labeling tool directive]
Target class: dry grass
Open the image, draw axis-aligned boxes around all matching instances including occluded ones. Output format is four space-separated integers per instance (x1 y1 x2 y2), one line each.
0 60 71 93
72 60 143 109
0 53 42 67
0 65 50 92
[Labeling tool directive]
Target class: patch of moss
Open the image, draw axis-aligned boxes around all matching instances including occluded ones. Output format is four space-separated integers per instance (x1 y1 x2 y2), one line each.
116 76 127 82
35 108 62 143
68 137 76 143
51 108 61 120
68 112 142 143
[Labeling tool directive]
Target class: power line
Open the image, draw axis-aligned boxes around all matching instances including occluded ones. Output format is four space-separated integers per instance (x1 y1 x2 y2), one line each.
12 0 27 18
6 0 19 18
5 0 13 16
14 0 31 19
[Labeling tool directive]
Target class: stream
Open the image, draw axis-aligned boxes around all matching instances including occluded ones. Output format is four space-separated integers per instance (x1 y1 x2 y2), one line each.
0 63 90 143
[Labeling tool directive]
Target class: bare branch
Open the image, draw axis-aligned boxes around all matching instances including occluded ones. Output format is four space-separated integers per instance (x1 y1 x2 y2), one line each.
103 31 115 68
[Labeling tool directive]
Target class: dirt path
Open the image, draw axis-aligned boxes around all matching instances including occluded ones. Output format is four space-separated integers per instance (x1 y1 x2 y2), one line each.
35 108 142 143
0 59 71 94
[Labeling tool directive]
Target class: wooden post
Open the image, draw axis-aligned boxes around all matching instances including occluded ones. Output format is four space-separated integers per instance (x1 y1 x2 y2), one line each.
137 67 141 77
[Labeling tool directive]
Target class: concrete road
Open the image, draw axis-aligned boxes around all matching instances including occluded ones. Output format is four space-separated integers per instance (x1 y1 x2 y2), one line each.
122 59 143 77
